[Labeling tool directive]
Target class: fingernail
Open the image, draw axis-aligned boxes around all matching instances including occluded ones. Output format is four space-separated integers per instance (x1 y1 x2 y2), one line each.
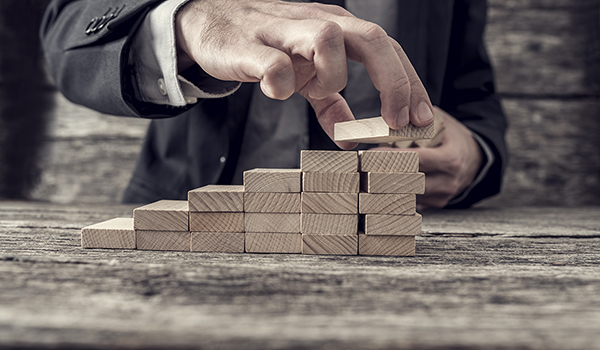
396 107 409 129
417 102 434 125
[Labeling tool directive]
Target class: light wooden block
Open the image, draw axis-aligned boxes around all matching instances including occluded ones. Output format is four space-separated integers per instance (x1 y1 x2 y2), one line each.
243 168 301 193
244 213 300 233
244 192 301 213
188 185 244 212
358 150 419 173
189 212 244 232
300 150 357 172
302 172 359 193
302 234 358 255
361 172 425 194
136 230 191 251
334 117 434 143
358 234 415 256
301 213 358 235
364 214 422 236
301 192 357 214
81 217 136 249
359 193 416 215
245 232 302 254
191 232 245 253
133 200 189 231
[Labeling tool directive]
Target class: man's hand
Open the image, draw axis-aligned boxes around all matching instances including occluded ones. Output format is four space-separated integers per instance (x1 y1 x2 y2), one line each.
176 0 434 149
372 108 484 210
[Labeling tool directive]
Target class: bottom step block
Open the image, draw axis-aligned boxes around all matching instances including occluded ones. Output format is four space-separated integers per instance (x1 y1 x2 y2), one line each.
81 217 136 249
358 234 415 256
137 231 191 251
245 232 302 254
302 234 358 256
191 232 245 253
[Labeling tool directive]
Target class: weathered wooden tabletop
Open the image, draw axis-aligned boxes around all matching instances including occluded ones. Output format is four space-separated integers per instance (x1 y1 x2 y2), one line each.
0 201 599 350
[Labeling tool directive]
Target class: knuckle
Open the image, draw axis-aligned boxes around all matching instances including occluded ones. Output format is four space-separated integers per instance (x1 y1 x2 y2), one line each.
358 22 389 46
314 21 344 48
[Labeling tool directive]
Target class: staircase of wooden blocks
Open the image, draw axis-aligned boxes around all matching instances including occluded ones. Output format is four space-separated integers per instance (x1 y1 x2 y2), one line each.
81 150 424 257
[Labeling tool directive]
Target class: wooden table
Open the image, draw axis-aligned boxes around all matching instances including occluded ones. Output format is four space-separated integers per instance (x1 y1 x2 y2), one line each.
1 201 599 349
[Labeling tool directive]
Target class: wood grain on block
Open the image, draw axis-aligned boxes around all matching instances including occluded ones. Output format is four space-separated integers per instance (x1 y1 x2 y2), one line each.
243 168 301 193
334 117 434 143
189 212 244 232
244 192 301 213
133 200 189 231
301 213 358 235
358 234 415 256
361 172 425 194
300 150 358 172
302 234 358 255
364 214 422 236
359 193 416 215
244 213 300 233
81 217 136 249
245 232 302 254
302 172 359 193
359 150 419 173
301 192 357 214
136 230 191 251
188 185 244 212
190 232 245 253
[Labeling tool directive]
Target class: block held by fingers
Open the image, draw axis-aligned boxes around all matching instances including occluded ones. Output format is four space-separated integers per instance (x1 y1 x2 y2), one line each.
334 116 434 143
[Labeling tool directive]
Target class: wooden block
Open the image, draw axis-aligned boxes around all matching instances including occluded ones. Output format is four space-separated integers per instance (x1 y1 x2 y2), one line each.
244 213 300 233
358 234 415 256
243 168 301 193
364 214 422 236
133 200 189 231
188 185 244 212
302 172 359 193
244 192 301 213
334 117 434 143
359 193 416 215
301 213 358 235
360 172 425 194
81 217 136 249
302 234 358 255
189 212 244 232
300 150 357 172
136 230 190 251
359 150 419 173
191 232 245 253
245 232 302 254
301 192 357 214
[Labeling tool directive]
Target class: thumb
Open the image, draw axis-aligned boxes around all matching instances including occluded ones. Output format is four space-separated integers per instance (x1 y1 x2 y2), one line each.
305 93 358 150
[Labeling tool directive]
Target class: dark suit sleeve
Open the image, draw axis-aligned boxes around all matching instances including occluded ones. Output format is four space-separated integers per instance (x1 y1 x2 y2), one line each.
439 0 509 208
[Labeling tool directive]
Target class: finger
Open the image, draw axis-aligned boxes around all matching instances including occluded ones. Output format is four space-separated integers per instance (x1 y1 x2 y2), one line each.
306 93 358 150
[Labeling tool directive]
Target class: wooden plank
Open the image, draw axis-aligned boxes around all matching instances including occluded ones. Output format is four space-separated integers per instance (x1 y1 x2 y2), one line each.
358 234 415 256
300 150 358 172
302 172 359 193
136 230 191 251
133 200 189 231
364 214 422 236
244 213 300 233
360 172 425 194
244 192 301 213
245 232 302 254
302 234 358 255
358 150 419 173
301 192 357 214
80 217 136 249
243 168 301 193
359 193 416 215
188 185 244 212
301 213 358 235
189 212 244 232
334 117 434 143
190 232 245 253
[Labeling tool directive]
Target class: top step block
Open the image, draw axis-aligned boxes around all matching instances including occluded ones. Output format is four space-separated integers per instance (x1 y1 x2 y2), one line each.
359 150 419 173
334 117 434 144
300 150 358 173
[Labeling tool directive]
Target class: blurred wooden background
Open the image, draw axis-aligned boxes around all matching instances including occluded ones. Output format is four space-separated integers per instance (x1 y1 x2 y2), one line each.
1 0 599 206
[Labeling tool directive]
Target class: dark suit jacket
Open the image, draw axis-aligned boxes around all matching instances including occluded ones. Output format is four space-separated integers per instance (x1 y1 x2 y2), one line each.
41 0 508 208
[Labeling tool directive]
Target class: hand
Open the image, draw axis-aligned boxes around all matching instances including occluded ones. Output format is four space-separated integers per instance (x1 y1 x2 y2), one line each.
176 0 434 149
372 107 483 210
